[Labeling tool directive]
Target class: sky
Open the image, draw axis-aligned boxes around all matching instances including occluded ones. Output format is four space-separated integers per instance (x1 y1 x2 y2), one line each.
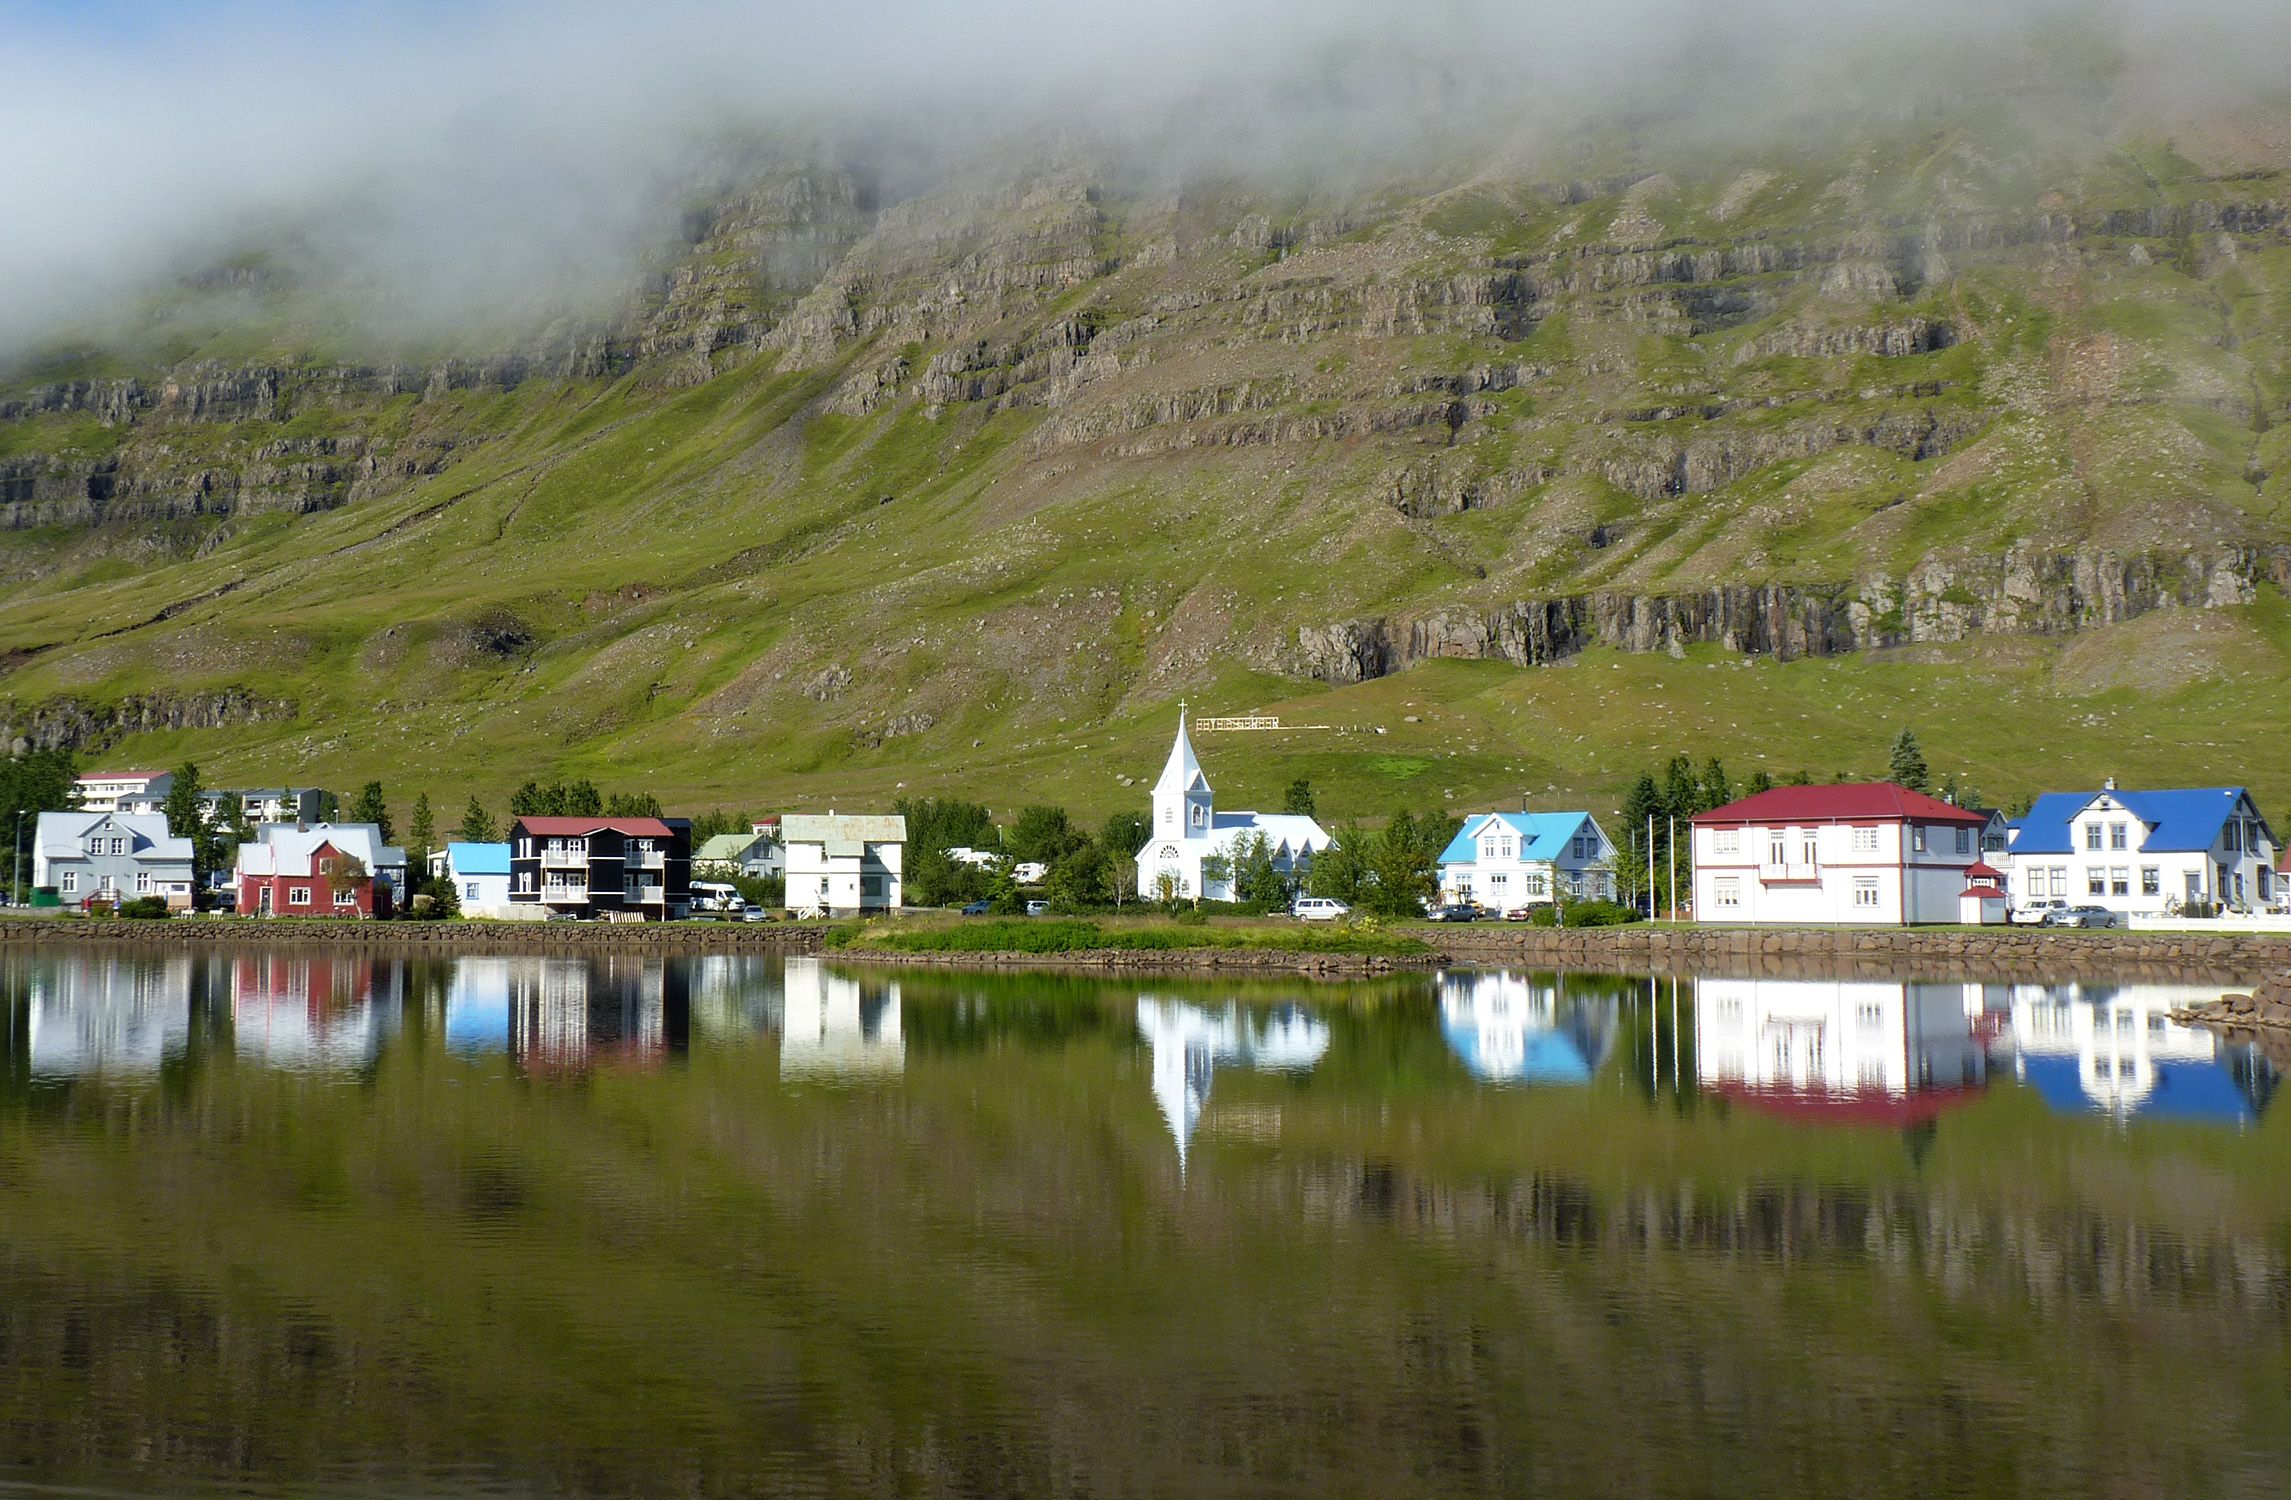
0 0 2284 361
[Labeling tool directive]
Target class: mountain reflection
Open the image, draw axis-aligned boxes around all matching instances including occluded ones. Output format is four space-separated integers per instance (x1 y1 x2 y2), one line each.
1136 998 1330 1167
1437 970 1619 1084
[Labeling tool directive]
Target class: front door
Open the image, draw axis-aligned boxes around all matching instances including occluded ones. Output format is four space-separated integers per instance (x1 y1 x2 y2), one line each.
258 885 273 916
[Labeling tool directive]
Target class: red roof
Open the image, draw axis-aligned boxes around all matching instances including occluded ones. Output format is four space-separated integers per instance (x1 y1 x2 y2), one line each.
1959 885 2008 900
1691 783 1988 827
1964 861 2006 880
1712 1081 1984 1127
514 816 676 838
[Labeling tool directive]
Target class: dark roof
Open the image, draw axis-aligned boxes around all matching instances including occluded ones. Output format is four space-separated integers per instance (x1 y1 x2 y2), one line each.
1692 783 1988 827
2008 788 2261 856
513 816 676 838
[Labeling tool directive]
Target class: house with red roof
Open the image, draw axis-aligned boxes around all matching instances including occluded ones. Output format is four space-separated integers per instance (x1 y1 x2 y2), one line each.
1690 783 1991 926
507 816 691 920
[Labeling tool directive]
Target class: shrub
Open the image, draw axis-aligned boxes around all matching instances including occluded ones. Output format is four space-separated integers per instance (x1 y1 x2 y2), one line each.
118 896 173 920
1561 899 1643 927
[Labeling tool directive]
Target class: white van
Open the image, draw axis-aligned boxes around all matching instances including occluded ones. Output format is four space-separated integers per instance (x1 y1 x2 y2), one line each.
1292 897 1350 922
690 881 742 915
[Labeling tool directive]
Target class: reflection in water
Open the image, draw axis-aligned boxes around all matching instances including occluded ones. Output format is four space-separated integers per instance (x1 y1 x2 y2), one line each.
781 957 903 1079
1438 970 1617 1084
1993 981 2279 1125
1695 978 1990 1123
1137 998 1330 1167
25 953 193 1077
230 953 401 1069
507 958 678 1072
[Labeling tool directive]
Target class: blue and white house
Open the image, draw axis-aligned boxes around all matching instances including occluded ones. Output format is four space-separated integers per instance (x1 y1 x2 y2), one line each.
1436 811 1617 909
1134 710 1331 903
438 842 512 913
2004 783 2278 917
32 811 197 911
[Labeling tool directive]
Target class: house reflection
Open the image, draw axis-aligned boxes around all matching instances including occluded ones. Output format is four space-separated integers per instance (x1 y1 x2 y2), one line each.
781 958 902 1079
1990 982 2278 1126
1694 978 1989 1125
504 958 682 1073
23 953 194 1077
687 956 784 1044
443 958 515 1053
1437 971 1618 1084
231 952 401 1069
1136 998 1331 1168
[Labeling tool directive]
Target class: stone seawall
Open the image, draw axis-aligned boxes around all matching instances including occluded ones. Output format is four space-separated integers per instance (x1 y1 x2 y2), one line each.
1429 925 2291 983
0 918 830 956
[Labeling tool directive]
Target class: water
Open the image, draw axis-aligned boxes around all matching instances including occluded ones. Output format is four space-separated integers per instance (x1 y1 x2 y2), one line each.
1 946 2286 1498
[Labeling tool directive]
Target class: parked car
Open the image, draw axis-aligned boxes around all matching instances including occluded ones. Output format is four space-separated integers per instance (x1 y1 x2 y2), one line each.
1292 897 1350 921
2045 905 2120 929
740 904 769 923
961 899 994 916
1502 905 1548 922
1425 902 1482 923
1026 899 1050 916
2010 898 2065 926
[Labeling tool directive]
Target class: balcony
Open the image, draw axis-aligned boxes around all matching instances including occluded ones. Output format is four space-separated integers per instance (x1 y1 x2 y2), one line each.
541 844 589 868
631 850 666 869
627 884 666 903
540 884 590 904
1759 862 1820 885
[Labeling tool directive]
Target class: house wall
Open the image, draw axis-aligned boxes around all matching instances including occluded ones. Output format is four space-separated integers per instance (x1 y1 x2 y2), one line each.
1694 818 1981 926
34 817 196 909
508 824 690 922
785 841 904 913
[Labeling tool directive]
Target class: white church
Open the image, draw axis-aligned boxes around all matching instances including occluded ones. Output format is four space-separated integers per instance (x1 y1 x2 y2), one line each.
1134 709 1332 903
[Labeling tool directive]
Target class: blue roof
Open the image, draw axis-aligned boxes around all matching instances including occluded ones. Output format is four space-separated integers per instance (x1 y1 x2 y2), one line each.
2008 788 2259 856
2019 1054 2266 1126
447 841 511 875
1438 811 1597 866
1442 1017 1593 1083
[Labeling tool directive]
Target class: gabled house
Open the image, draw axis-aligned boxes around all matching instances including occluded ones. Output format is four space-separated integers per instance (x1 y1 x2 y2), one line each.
1133 710 1331 903
694 831 784 880
437 842 512 913
1690 783 1990 926
782 813 906 915
32 811 197 910
2004 783 2278 916
1436 811 1617 909
507 816 691 920
236 822 407 918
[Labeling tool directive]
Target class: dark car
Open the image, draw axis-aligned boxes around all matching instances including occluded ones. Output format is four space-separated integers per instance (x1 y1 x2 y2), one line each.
1426 903 1482 923
961 900 993 915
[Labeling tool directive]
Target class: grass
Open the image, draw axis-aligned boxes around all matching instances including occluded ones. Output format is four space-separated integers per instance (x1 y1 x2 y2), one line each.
829 916 1430 958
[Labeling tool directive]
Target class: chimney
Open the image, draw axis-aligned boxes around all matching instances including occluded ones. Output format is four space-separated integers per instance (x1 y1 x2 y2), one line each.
2103 776 2117 792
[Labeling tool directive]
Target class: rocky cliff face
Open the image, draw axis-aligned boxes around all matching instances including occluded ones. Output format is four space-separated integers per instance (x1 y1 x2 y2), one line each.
0 691 296 757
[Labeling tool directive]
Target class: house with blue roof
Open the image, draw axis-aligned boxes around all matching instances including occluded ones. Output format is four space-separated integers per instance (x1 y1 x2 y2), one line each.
1437 810 1616 910
2003 781 2277 917
437 841 512 913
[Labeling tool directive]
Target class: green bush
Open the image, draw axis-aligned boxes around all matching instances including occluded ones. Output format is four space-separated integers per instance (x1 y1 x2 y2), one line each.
118 896 173 920
845 918 1429 958
1561 899 1643 927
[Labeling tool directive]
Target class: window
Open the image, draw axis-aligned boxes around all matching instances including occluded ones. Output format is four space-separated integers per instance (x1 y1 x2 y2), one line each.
1488 872 1508 888
1857 1003 1885 1029
518 872 534 893
2140 867 2160 896
465 881 481 900
1483 840 1499 860
2110 868 2129 897
2109 822 2128 851
1572 836 1590 859
1524 873 1547 896
290 886 312 906
61 872 77 894
1715 830 1739 855
1162 807 1173 827
2085 824 2103 852
335 888 358 907
1852 826 1878 853
1499 838 1514 859
2088 869 2107 897
1713 877 1741 908
1768 837 1786 865
111 837 127 856
1954 828 1973 855
1911 826 1928 854
2049 867 2068 898
1800 836 1818 865
1852 877 1880 909
135 872 152 893
1190 805 1205 829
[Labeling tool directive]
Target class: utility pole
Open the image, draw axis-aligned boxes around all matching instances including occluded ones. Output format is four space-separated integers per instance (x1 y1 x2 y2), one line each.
1667 815 1678 922
12 809 23 907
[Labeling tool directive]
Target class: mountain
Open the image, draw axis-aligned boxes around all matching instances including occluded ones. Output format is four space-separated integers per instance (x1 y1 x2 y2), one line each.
4 88 2291 823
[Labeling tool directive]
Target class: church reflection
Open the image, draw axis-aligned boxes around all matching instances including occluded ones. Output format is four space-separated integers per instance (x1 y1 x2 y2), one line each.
780 957 903 1079
1137 998 1330 1168
1437 971 1619 1084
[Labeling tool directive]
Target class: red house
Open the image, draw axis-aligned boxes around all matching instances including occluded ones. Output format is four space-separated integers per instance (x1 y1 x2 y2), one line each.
234 822 406 919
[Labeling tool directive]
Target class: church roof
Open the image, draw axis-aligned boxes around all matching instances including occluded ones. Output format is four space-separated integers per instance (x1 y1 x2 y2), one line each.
1209 812 1332 856
1153 709 1208 798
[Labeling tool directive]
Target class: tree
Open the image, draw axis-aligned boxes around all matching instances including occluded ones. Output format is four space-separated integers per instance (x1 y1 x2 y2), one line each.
1101 810 1150 860
456 796 498 844
159 761 227 893
1282 778 1317 818
1044 843 1113 912
320 850 370 912
408 792 436 872
1746 769 1775 796
1307 824 1373 906
1661 755 1699 820
1887 729 1929 793
1228 831 1290 914
1007 805 1085 864
605 791 662 818
1361 809 1442 918
2 749 76 900
350 781 394 843
1699 758 1731 814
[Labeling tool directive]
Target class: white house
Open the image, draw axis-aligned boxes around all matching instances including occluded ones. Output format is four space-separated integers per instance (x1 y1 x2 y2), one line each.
1436 811 1617 909
32 811 197 910
781 813 906 915
781 958 905 1080
2004 783 2278 917
73 770 171 815
694 831 784 880
437 841 512 913
1690 783 1990 926
1134 711 1331 903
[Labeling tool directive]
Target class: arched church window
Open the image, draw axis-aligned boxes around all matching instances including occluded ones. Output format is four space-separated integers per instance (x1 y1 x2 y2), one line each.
1190 805 1205 829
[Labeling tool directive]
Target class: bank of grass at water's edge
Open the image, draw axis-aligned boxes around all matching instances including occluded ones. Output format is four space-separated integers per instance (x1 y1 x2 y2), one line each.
824 915 1434 961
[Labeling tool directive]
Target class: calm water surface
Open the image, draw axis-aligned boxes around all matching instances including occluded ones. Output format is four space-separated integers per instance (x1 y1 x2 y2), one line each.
1 946 2286 1498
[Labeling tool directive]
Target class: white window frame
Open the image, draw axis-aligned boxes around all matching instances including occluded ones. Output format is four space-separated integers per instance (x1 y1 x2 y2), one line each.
1852 877 1881 909
1713 877 1741 909
1852 826 1878 854
290 886 312 906
61 872 78 894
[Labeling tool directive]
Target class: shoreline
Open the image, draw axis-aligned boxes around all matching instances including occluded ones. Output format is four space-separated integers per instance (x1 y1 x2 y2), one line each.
4 915 2287 983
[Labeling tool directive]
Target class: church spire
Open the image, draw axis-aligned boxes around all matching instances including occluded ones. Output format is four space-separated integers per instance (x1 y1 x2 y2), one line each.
1154 704 1206 799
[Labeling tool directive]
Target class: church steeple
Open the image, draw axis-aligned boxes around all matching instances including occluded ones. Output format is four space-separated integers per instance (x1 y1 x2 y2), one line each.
1151 706 1213 841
